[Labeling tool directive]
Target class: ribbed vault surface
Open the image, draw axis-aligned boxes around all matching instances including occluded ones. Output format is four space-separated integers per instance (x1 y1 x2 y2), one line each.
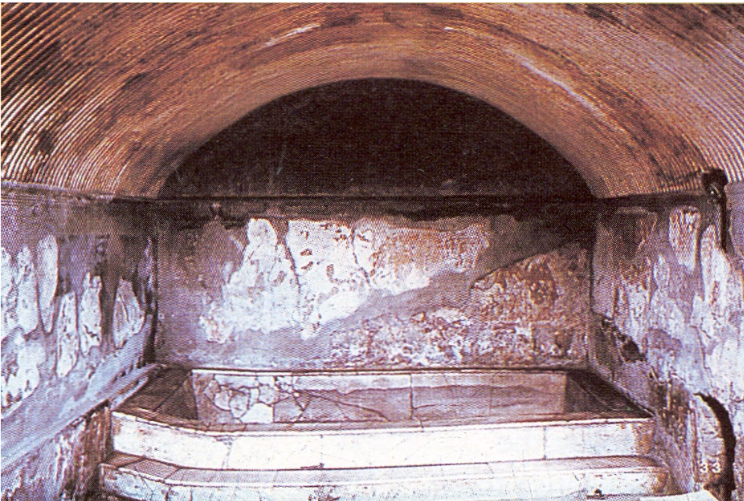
3 4 744 199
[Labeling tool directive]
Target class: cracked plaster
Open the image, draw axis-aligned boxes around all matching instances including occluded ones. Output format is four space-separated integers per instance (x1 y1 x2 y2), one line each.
197 218 491 342
14 246 39 336
330 244 588 369
35 235 58 333
112 279 145 349
2 191 154 499
591 203 744 497
160 213 588 370
200 219 299 343
55 292 80 378
78 273 102 355
669 207 701 274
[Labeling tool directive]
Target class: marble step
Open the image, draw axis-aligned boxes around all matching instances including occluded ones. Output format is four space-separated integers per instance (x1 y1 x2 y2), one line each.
112 408 654 470
99 453 670 501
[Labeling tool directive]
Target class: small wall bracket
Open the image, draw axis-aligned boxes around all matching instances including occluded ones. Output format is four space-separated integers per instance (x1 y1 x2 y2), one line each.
724 181 744 260
702 170 730 254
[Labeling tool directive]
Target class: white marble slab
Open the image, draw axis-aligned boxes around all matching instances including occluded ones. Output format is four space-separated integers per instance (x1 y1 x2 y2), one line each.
113 409 654 471
100 454 670 501
112 413 231 470
544 419 654 458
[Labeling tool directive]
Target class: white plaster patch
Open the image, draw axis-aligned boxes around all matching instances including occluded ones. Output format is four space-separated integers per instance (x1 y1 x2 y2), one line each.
708 337 742 401
287 220 370 339
195 218 491 342
78 273 102 355
35 235 58 333
55 292 79 378
199 219 300 343
2 247 18 341
648 254 689 344
2 337 45 410
15 247 39 335
694 226 744 341
353 220 489 295
113 279 144 349
668 207 700 273
700 226 733 307
2 247 14 302
695 226 744 401
653 253 670 291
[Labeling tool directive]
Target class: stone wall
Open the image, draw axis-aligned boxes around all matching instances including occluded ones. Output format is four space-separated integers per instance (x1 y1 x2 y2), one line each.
591 200 744 500
1 189 155 499
155 202 593 370
1 404 111 501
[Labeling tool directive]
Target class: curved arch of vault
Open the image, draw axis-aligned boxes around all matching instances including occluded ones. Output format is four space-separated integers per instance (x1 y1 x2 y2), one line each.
2 4 744 199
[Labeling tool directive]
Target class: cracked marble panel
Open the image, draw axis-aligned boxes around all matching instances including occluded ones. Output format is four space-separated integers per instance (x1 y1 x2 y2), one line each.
412 381 564 422
111 406 653 472
274 387 413 423
101 454 670 501
188 370 576 426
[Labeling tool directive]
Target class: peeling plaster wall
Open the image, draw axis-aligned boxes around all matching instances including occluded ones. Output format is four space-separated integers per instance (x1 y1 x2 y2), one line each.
590 200 744 499
1 404 110 501
155 203 593 370
1 189 155 499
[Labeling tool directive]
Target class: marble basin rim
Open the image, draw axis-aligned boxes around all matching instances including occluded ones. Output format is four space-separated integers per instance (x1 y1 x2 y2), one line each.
116 366 652 429
111 366 655 471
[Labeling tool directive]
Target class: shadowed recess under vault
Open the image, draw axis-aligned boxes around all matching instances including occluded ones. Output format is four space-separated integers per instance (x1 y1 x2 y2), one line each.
160 79 592 201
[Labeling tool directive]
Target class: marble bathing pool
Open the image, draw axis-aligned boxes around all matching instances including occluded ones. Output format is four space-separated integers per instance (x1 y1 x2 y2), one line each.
110 367 655 471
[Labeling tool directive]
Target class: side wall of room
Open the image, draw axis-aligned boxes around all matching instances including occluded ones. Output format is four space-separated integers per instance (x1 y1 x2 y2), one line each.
591 198 744 500
1 189 155 500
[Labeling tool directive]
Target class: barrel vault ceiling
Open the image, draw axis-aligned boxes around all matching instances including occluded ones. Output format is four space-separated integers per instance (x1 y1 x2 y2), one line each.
2 4 744 199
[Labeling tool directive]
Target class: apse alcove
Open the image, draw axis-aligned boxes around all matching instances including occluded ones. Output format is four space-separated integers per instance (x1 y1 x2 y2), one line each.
159 78 592 202
152 78 597 371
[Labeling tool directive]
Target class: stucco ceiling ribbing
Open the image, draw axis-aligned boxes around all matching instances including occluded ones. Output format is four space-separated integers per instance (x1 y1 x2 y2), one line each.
2 4 744 198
